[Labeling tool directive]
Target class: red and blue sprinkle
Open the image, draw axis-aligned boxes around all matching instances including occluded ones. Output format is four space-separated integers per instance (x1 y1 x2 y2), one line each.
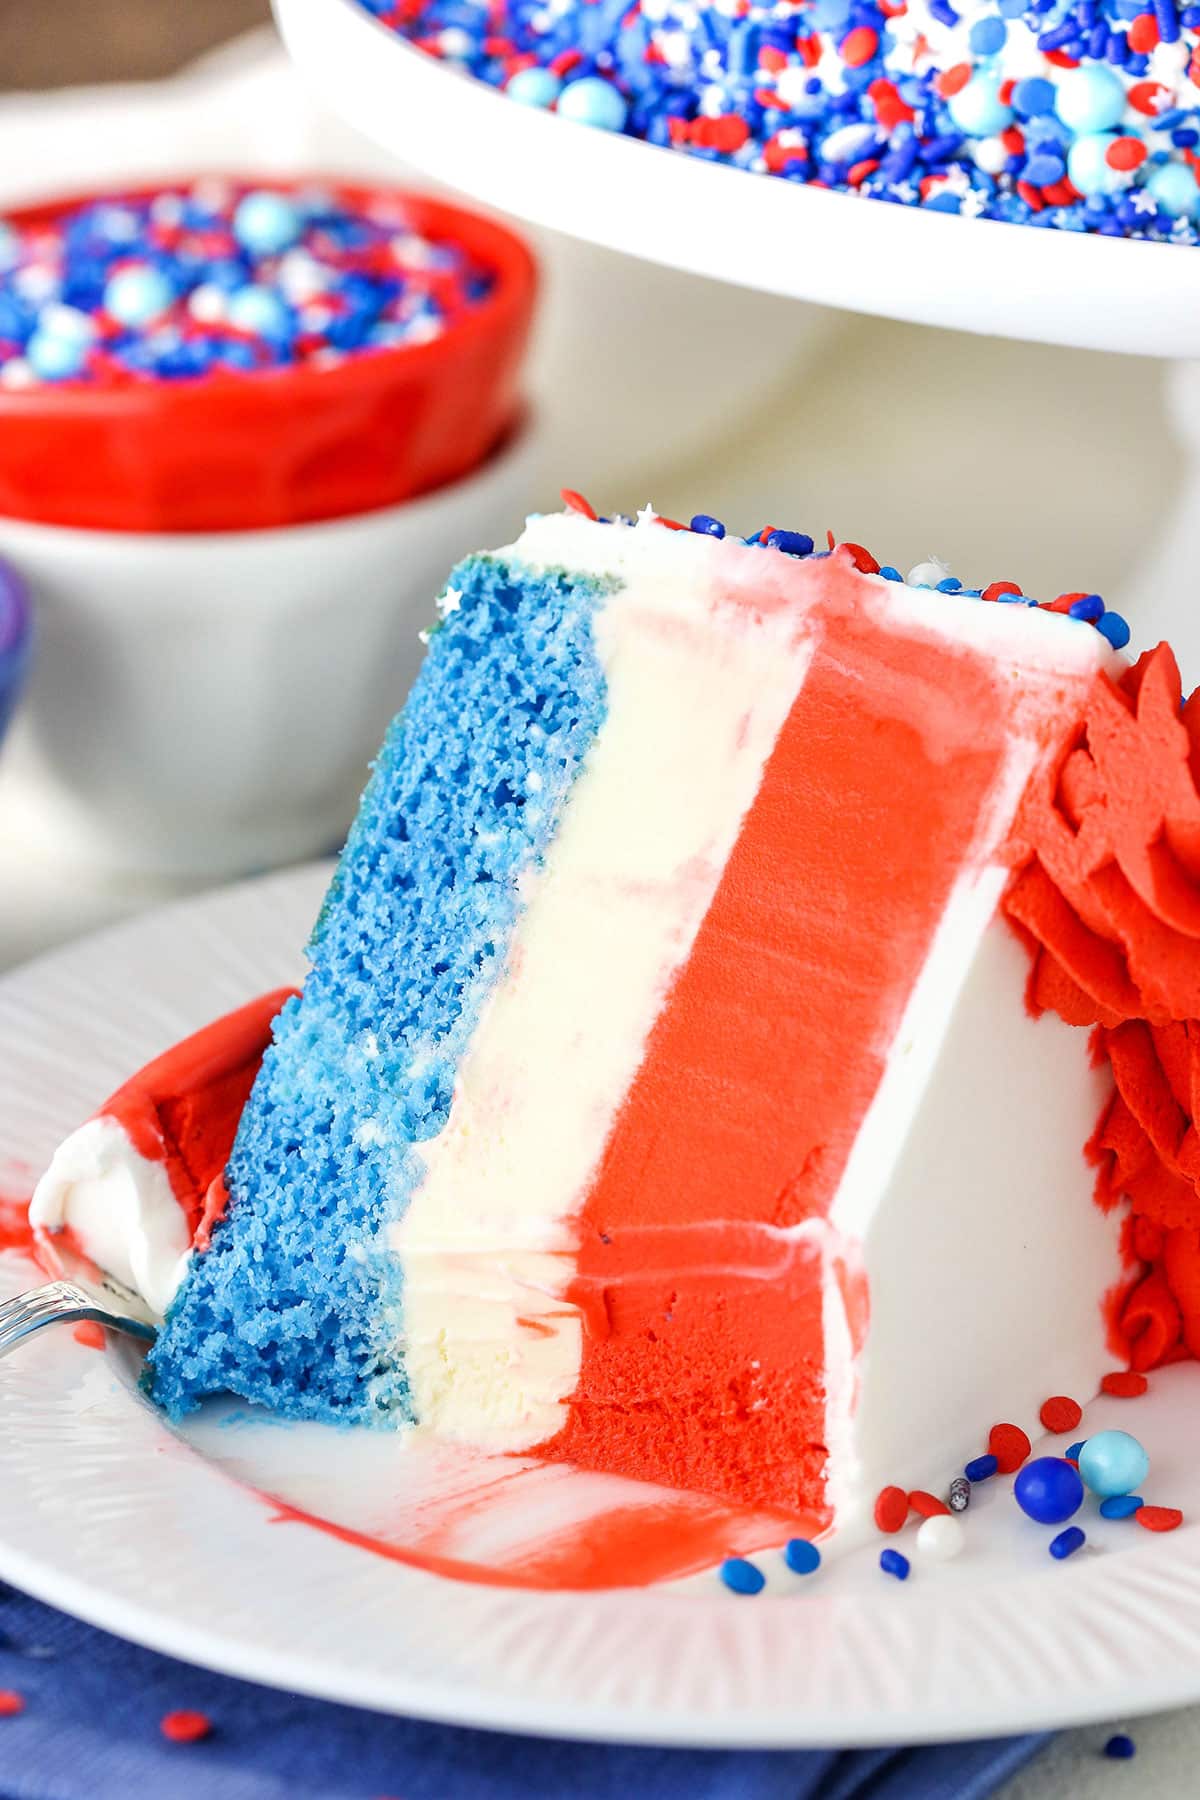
0 181 495 387
359 0 1200 243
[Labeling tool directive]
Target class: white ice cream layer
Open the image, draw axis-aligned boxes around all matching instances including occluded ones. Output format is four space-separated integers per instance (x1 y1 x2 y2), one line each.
30 1115 192 1318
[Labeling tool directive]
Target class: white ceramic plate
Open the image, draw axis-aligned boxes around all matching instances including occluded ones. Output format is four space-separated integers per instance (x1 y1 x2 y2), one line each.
274 0 1200 358
1 864 1200 1746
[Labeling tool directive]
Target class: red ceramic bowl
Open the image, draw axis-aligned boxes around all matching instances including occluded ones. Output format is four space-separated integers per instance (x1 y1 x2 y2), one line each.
0 178 537 533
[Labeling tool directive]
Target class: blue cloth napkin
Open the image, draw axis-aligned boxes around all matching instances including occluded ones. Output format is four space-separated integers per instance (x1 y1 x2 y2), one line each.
0 561 31 751
0 1581 1047 1800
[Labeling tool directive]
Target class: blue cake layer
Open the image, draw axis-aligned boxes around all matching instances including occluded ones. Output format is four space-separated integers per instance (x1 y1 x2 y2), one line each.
147 552 610 1422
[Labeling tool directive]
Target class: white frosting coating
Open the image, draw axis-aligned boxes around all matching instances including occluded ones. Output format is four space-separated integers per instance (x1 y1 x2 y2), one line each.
30 1116 192 1318
825 907 1123 1532
394 511 818 1445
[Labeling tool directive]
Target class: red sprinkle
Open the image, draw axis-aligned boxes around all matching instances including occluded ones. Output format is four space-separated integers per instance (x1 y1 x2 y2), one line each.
841 25 879 64
839 541 881 575
1136 1506 1183 1533
934 62 972 97
1040 1396 1083 1433
1128 11 1160 50
1128 80 1170 116
1101 1370 1148 1398
0 1692 24 1718
868 78 915 129
874 1485 910 1533
982 579 1023 602
559 488 597 520
160 1710 213 1743
988 1423 1032 1474
72 1321 106 1351
1106 137 1148 172
908 1489 951 1518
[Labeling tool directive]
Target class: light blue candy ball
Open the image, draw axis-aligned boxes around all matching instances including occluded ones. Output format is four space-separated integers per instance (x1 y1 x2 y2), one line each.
947 73 1014 138
506 67 563 108
557 76 628 133
1146 161 1200 219
1055 66 1127 134
104 263 175 327
39 304 97 346
233 190 304 258
25 328 87 380
226 284 292 340
1067 134 1125 198
1077 1429 1150 1499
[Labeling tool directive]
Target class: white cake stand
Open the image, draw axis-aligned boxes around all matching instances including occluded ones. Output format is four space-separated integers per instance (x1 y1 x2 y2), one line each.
277 0 1200 358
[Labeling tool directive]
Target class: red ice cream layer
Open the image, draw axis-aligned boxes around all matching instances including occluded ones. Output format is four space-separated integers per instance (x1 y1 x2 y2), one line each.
542 556 1071 1514
1002 643 1200 1370
99 988 296 1243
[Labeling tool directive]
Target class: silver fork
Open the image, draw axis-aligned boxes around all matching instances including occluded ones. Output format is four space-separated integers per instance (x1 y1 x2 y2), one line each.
0 1239 157 1360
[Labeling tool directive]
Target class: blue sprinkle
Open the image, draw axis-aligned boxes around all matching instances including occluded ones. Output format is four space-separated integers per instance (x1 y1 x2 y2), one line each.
1066 1440 1087 1461
767 528 816 557
1105 1735 1137 1759
964 1453 999 1482
879 1548 911 1581
1024 152 1067 186
1067 593 1105 622
1038 19 1082 48
878 565 903 581
690 513 726 538
1099 1494 1145 1519
935 576 963 591
784 1538 822 1575
1050 1526 1086 1559
1012 76 1057 117
1155 0 1181 42
720 1557 766 1595
1097 611 1131 649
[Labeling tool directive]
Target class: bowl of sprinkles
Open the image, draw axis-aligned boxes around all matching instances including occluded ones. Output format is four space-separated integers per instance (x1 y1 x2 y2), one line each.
0 176 536 531
0 176 541 877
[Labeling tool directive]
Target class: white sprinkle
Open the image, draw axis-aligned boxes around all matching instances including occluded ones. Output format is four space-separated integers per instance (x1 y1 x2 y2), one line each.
916 1515 964 1562
187 283 227 325
906 556 952 588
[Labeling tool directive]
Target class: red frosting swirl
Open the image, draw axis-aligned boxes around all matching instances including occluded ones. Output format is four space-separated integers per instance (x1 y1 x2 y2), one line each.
1003 644 1200 1371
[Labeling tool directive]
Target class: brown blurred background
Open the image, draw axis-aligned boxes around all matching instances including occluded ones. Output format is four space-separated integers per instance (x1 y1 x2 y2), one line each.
0 0 270 89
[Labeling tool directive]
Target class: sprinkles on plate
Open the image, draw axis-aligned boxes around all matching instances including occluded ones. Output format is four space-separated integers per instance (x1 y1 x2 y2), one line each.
358 0 1200 242
0 181 495 387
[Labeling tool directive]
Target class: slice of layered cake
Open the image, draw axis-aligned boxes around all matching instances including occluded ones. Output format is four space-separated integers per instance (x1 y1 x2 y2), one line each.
32 501 1200 1533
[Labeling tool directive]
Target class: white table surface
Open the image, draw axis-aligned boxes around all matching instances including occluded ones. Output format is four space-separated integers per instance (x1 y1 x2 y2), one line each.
0 32 1194 1795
